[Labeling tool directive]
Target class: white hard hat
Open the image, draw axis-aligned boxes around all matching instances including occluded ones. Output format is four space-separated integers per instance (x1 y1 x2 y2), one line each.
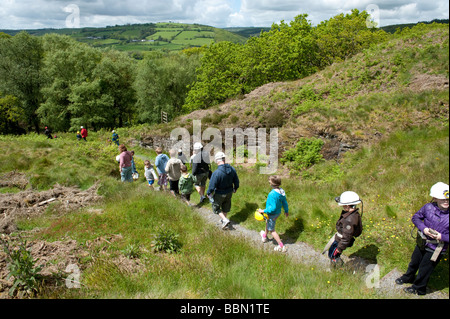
193 142 203 150
336 191 361 206
215 152 226 161
430 182 449 199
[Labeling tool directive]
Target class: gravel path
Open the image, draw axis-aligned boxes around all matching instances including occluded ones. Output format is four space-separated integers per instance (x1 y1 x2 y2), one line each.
192 202 448 299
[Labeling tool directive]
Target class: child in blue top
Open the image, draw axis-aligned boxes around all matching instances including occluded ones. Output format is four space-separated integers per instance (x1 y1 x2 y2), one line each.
259 175 289 252
155 147 169 191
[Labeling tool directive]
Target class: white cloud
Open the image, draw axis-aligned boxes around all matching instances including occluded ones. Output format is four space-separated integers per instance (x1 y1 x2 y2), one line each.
0 0 448 30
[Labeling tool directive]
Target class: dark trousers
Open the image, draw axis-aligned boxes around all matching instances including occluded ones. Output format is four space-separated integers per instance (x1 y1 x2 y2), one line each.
400 245 442 294
169 180 179 195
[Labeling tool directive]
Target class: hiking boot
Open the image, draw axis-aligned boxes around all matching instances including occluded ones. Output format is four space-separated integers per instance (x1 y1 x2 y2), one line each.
404 286 426 296
395 277 413 285
222 218 230 229
260 231 268 243
274 245 287 252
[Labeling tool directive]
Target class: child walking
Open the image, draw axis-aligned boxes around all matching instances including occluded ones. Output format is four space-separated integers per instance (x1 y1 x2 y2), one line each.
395 182 449 296
165 149 183 196
179 164 194 205
325 191 363 266
259 175 289 252
144 160 158 190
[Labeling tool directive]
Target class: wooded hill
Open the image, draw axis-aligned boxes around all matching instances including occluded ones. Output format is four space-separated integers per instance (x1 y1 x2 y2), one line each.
0 22 249 54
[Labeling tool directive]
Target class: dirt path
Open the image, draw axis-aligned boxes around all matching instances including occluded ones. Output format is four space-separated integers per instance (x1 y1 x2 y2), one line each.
191 201 448 299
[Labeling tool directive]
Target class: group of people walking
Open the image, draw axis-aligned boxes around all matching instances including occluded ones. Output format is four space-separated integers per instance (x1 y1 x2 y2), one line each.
116 142 449 296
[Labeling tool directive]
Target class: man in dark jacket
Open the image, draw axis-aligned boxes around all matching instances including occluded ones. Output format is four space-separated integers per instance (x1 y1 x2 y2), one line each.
207 152 239 229
44 126 53 139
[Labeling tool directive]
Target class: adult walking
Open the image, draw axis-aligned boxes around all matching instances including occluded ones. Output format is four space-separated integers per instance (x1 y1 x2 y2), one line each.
165 149 183 196
191 142 211 204
155 147 169 191
112 130 119 146
206 152 239 229
80 126 88 141
44 126 53 139
118 144 133 182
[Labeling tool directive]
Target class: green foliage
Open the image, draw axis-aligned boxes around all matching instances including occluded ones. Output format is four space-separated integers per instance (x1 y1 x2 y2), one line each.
281 137 324 172
151 227 182 253
183 41 245 112
0 92 25 134
1 238 43 296
0 31 44 132
38 35 136 131
135 51 200 124
184 10 388 111
122 243 141 259
314 9 388 67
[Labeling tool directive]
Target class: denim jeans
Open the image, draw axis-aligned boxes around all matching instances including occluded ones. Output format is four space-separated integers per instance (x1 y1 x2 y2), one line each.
121 166 133 182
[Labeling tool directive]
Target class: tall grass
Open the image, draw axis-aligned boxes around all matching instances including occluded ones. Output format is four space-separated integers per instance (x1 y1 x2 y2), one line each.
2 122 448 297
28 182 378 299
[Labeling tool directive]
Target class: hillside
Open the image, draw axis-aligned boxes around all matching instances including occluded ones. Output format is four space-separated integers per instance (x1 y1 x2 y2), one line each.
0 22 247 53
0 23 448 300
158 23 449 162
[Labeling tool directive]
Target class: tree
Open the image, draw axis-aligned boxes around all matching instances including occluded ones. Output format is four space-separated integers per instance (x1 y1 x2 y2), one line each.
135 51 200 123
69 50 137 130
313 9 388 67
38 34 102 131
0 32 44 133
182 11 389 112
0 92 25 134
183 41 244 112
38 35 97 131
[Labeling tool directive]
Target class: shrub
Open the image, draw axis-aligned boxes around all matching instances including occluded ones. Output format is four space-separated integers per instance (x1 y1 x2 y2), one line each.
151 227 182 253
281 137 324 172
122 243 141 259
1 238 43 296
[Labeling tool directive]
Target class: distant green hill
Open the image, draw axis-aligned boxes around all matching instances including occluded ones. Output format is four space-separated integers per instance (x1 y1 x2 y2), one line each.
0 22 248 53
1 19 448 53
380 19 448 33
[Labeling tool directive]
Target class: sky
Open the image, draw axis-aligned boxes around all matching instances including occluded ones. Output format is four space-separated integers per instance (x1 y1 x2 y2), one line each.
0 0 448 30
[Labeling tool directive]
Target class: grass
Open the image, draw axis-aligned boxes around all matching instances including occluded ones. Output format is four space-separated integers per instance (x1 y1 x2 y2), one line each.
1 122 448 298
1 24 448 298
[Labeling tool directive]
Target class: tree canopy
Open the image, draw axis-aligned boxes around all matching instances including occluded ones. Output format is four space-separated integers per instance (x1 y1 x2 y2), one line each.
0 10 390 134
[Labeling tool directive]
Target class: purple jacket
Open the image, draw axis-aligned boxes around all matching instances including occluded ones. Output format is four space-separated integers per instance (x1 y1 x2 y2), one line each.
412 202 449 252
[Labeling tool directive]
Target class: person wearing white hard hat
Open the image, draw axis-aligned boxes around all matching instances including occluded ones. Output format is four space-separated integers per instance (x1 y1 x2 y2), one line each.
191 142 211 204
206 152 239 229
111 130 119 146
396 182 449 296
325 191 363 266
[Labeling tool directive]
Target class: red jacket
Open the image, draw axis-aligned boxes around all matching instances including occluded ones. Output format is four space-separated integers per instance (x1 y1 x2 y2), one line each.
80 128 88 138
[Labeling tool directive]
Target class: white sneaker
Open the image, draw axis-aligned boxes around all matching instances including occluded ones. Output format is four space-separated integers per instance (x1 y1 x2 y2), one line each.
274 245 287 252
260 231 268 243
222 218 230 229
